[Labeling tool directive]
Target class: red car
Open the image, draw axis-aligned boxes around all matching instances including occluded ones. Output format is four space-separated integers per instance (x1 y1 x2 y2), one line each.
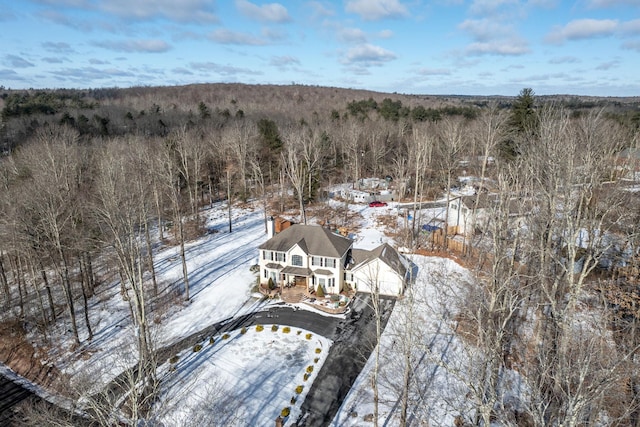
368 200 388 207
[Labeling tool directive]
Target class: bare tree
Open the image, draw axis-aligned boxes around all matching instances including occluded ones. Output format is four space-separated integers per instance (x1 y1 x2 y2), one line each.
93 139 158 417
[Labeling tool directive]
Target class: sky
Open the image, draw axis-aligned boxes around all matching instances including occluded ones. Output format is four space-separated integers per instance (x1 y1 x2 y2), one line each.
1 0 640 96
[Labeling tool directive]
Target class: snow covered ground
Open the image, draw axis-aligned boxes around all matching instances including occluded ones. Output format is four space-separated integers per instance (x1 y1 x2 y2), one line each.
157 326 331 426
332 255 475 426
31 186 477 426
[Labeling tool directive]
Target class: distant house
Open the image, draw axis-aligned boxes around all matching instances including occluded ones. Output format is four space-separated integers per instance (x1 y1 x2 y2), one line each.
347 243 412 296
615 148 640 179
448 194 532 237
258 221 412 296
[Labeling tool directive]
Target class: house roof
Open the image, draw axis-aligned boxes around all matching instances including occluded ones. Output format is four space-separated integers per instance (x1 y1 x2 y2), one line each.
618 148 640 161
351 243 408 278
456 194 533 216
259 224 353 258
281 266 312 276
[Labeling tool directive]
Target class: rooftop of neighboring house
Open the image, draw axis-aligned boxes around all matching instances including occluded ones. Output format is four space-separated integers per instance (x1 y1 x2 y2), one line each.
258 224 353 258
456 194 535 216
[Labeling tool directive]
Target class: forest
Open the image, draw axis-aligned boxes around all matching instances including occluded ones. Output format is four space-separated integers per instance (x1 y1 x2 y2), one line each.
2 83 640 426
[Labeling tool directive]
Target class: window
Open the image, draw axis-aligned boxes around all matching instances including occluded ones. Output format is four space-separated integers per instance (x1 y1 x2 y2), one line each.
263 269 267 278
312 256 322 266
292 255 303 266
262 250 267 260
324 258 336 268
274 252 286 262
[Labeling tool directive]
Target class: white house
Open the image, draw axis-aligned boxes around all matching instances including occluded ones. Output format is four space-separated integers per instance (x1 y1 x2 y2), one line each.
258 224 353 295
447 194 533 237
258 223 412 296
347 243 412 296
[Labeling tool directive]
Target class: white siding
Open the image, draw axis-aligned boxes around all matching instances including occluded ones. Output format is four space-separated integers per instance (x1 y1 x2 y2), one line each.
352 260 404 296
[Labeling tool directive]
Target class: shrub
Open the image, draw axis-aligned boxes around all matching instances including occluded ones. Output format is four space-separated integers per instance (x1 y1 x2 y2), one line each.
290 396 296 405
272 324 278 332
305 333 312 340
315 348 321 354
283 326 291 333
316 285 325 298
240 327 247 334
256 324 264 332
268 277 275 290
193 344 202 352
169 355 179 364
222 333 230 340
314 357 319 363
303 373 309 381
281 407 290 418
209 337 215 345
297 330 302 335
295 385 304 394
306 365 314 374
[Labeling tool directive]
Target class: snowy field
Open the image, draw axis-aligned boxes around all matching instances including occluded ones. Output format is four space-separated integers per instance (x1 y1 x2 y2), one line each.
332 255 476 426
158 326 331 426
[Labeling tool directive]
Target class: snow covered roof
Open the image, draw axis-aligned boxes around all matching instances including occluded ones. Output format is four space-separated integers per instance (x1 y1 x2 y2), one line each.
259 224 353 258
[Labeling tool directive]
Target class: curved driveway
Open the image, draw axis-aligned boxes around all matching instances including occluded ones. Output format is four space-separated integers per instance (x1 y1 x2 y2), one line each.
1 293 395 427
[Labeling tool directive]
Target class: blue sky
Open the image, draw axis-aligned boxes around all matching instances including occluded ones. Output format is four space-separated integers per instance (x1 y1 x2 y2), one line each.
1 0 639 96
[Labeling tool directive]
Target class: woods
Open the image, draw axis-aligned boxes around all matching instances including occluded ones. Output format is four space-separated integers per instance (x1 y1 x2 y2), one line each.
2 83 640 425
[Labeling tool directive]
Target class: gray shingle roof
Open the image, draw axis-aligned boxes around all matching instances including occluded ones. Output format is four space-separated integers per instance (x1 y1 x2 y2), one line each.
351 243 408 278
259 225 353 258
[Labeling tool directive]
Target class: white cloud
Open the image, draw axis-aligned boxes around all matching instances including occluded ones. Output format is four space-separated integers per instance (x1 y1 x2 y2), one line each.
378 29 394 38
345 0 409 21
416 68 452 76
620 19 640 34
622 40 640 51
269 55 301 69
102 0 219 22
548 56 580 64
42 41 76 53
545 19 618 44
209 29 268 45
36 0 219 23
93 39 171 53
458 18 511 41
5 54 35 68
465 40 530 55
338 27 368 43
308 1 335 18
469 0 520 16
190 61 263 76
595 59 620 70
343 43 397 66
235 0 291 23
586 0 640 8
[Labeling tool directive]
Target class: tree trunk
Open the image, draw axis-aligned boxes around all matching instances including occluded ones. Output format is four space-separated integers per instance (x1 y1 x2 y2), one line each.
144 219 158 296
39 262 56 322
78 257 93 341
0 251 10 306
179 217 190 301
